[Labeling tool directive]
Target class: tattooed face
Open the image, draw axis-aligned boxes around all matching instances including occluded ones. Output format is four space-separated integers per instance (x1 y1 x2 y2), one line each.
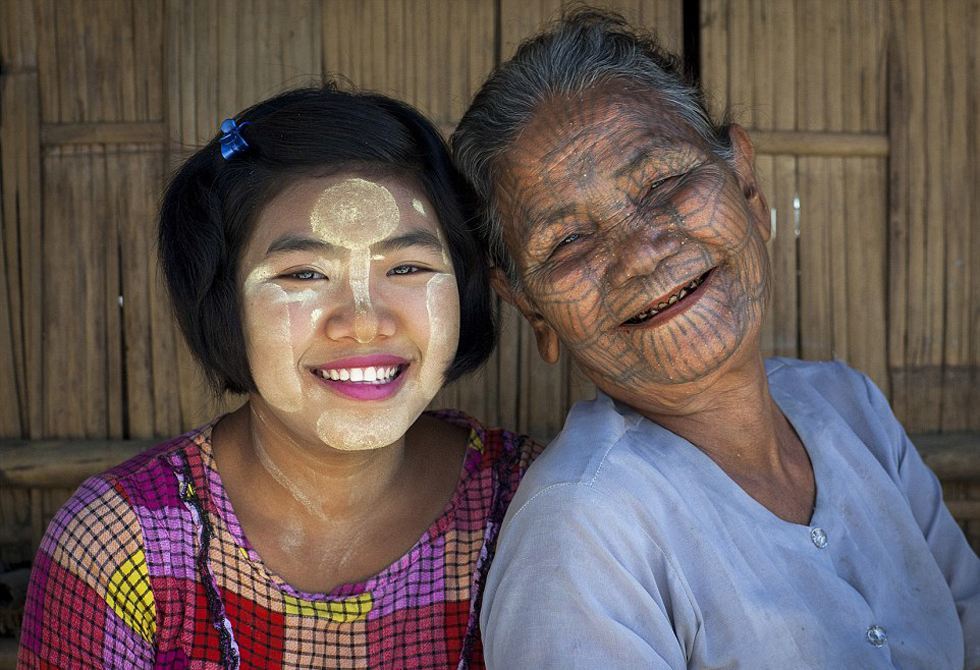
495 84 771 411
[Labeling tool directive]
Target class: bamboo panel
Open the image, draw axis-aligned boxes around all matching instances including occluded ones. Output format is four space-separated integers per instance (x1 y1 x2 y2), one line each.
971 0 980 432
795 2 832 362
939 0 975 431
324 0 495 127
168 0 322 150
766 1 798 359
704 1 888 386
888 0 977 431
34 0 164 123
40 146 118 438
109 147 178 438
0 2 43 440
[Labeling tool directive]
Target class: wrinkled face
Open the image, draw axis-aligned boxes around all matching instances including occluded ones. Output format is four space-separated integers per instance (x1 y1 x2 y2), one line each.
495 85 770 411
239 174 460 451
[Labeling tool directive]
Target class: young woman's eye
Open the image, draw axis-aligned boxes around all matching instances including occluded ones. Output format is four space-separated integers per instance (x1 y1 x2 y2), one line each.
389 264 423 276
286 269 325 281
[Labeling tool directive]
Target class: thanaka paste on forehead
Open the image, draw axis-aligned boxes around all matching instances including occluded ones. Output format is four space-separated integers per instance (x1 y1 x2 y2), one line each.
412 199 427 216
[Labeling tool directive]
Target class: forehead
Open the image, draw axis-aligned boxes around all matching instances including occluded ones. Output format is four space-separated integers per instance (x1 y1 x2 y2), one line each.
251 172 438 246
504 84 702 176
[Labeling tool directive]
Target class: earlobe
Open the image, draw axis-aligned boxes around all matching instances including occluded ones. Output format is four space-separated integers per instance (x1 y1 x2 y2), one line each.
531 318 561 365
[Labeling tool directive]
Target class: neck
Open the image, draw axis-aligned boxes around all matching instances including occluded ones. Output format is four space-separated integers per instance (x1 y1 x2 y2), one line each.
234 401 408 523
640 353 792 475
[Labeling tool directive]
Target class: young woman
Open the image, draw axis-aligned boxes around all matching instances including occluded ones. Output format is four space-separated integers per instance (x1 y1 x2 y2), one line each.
19 84 539 669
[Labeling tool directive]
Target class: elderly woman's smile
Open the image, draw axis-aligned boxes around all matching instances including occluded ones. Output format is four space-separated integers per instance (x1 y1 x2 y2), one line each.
495 85 770 399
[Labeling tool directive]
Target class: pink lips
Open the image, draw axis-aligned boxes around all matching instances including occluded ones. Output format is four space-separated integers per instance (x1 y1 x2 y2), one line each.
310 354 409 401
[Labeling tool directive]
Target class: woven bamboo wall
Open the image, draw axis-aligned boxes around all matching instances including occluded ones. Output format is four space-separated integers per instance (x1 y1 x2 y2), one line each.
1 0 978 564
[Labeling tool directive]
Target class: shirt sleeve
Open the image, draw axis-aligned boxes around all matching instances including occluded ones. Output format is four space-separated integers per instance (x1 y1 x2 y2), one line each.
862 375 980 667
480 482 694 669
17 477 157 669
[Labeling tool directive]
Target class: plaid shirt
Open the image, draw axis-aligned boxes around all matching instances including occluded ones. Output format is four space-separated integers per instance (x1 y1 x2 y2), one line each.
19 410 540 669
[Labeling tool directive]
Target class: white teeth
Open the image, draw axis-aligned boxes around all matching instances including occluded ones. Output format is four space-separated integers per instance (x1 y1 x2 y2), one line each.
317 365 402 384
678 289 688 299
668 295 678 305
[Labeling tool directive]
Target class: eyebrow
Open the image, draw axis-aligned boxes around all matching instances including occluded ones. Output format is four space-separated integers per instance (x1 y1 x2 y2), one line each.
265 235 340 257
372 230 446 255
613 141 699 180
264 230 446 257
525 204 579 241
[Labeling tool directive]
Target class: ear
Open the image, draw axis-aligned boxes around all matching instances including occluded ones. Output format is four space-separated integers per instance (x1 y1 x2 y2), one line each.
728 124 771 242
490 268 561 365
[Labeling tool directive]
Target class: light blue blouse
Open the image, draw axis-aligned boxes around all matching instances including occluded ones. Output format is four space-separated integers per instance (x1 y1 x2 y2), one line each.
481 358 979 669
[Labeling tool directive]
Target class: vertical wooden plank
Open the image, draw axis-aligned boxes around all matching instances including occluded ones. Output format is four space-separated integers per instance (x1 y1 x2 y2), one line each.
4 4 44 441
747 0 775 355
700 0 729 121
887 0 911 421
796 1 832 361
1 0 42 439
918 0 948 432
970 0 980 431
97 149 124 439
768 0 798 359
824 1 849 364
115 148 168 439
839 1 887 392
940 0 972 430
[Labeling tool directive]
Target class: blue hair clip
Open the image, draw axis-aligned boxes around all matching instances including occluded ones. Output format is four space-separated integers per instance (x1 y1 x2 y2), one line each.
219 118 250 160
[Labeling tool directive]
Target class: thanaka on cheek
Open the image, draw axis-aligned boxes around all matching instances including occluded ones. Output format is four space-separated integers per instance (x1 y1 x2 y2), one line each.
315 272 459 450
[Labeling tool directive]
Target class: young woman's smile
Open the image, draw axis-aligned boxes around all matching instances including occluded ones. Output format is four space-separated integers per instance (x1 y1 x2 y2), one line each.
238 173 460 451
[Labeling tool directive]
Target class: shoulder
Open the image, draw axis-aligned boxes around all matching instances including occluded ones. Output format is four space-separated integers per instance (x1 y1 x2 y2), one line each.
766 357 908 469
426 408 544 478
37 424 213 578
766 356 869 397
504 394 644 515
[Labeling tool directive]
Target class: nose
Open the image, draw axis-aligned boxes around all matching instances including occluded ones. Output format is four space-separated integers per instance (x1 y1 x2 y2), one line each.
606 223 683 287
323 274 396 344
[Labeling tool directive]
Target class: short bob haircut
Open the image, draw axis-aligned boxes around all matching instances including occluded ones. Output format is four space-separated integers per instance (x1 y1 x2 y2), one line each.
159 83 495 395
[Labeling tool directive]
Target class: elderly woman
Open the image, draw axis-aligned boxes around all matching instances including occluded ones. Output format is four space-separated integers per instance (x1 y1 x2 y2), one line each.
452 10 979 669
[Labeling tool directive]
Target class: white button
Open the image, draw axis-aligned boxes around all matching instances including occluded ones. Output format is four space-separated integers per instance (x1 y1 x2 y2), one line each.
810 527 828 549
867 625 887 647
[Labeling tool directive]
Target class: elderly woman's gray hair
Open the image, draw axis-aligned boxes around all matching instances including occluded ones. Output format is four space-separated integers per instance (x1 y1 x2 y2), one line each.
451 8 733 285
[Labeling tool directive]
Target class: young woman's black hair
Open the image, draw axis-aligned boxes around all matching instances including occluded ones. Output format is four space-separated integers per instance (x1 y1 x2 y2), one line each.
159 83 495 394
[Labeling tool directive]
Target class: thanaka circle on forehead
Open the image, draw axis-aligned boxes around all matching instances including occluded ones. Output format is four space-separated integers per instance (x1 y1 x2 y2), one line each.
310 177 400 247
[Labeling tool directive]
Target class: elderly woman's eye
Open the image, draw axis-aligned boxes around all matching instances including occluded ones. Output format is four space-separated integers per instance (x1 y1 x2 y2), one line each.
557 233 582 249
